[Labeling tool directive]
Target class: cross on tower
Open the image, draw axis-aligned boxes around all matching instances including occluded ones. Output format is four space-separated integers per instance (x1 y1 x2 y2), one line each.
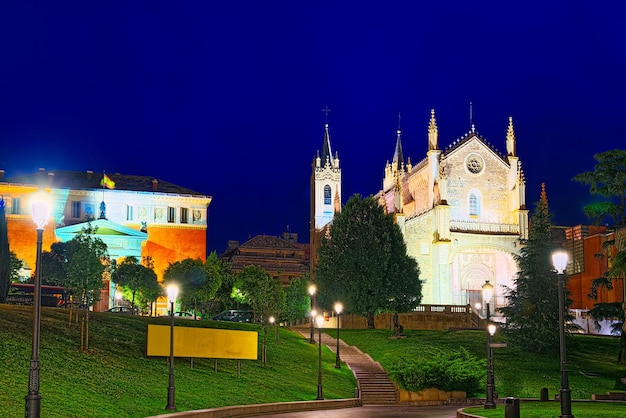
321 106 331 123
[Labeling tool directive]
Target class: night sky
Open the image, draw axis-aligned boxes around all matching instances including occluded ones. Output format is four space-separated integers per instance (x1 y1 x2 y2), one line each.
1 2 625 254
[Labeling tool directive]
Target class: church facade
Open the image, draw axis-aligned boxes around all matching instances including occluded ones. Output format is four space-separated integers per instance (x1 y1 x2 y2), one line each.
379 110 528 308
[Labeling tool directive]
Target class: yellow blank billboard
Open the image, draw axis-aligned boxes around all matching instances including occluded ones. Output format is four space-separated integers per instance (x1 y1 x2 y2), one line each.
146 324 258 360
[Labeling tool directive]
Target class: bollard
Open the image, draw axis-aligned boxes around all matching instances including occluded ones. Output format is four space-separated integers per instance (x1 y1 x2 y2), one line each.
504 397 520 418
540 387 548 401
354 387 361 399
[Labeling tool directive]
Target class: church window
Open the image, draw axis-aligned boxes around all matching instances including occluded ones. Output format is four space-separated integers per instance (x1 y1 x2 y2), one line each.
180 207 188 224
324 185 331 205
71 201 81 218
469 192 481 217
11 197 21 214
126 205 133 221
167 207 175 223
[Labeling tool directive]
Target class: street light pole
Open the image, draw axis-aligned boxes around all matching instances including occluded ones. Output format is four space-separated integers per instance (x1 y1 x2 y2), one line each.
553 251 574 418
26 191 51 418
334 302 342 369
309 284 316 344
482 280 496 410
316 314 324 400
165 284 179 411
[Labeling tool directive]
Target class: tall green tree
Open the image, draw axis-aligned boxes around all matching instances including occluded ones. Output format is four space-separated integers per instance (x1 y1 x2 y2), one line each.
315 194 422 329
283 275 311 324
40 242 69 286
573 149 626 226
238 265 285 364
9 251 24 283
163 258 207 314
0 198 10 302
500 197 567 354
196 252 228 318
112 256 158 314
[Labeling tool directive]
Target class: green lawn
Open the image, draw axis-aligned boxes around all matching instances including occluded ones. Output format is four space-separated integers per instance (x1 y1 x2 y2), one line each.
464 401 626 417
3 304 626 418
0 305 356 418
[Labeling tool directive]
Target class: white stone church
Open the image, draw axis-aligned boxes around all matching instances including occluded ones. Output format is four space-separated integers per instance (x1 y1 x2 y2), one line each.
311 109 528 310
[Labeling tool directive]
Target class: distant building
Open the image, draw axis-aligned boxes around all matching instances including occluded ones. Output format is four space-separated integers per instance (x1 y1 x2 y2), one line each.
378 111 529 308
561 224 625 335
1 168 211 312
309 122 341 280
221 232 310 286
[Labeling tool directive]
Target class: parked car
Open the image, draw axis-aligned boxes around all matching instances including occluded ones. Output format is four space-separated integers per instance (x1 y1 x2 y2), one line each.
212 309 254 323
174 311 199 320
104 306 134 314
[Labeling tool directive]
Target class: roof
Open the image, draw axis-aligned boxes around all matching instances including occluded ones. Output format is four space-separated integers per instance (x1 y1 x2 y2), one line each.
5 169 206 196
442 130 509 164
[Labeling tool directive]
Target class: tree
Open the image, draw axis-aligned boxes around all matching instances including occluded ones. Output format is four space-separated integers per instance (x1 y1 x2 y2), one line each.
56 226 109 351
0 198 10 302
196 252 227 318
163 258 207 314
238 265 285 364
500 197 567 354
283 275 311 324
112 256 158 314
315 194 422 329
40 242 69 286
9 251 24 283
573 149 626 226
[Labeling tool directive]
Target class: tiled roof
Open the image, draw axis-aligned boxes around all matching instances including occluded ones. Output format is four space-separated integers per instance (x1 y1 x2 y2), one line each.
241 234 304 250
5 169 206 196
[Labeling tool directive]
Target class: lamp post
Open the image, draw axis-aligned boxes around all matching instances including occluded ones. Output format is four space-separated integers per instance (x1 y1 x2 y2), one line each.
553 251 574 418
165 284 179 411
315 314 324 400
482 280 496 410
269 316 277 342
309 284 316 344
334 302 342 369
25 191 51 418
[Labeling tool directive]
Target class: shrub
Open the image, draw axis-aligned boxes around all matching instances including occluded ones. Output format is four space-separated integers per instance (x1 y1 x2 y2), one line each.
386 346 486 396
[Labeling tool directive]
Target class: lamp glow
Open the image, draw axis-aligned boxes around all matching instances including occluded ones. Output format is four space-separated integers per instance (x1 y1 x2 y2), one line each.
552 251 568 274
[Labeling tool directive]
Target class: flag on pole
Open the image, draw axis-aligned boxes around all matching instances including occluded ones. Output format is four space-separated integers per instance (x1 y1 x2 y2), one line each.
101 173 115 189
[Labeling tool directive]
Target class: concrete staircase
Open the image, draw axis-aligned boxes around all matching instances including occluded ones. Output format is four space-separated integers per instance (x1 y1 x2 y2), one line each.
295 329 398 405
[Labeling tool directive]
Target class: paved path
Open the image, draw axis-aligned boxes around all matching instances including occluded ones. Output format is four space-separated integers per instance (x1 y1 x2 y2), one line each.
294 328 398 404
249 405 459 418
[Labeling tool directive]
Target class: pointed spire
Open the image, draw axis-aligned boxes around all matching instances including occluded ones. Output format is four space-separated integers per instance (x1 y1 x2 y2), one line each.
428 108 438 150
506 116 516 156
320 122 333 168
392 115 404 173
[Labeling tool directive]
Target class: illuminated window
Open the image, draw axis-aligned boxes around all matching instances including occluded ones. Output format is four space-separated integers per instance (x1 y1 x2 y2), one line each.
469 193 480 217
180 207 188 224
324 185 331 205
11 197 21 214
167 207 175 223
71 201 81 218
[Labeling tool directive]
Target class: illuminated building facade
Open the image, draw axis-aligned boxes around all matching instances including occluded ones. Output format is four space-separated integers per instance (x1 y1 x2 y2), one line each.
1 169 211 311
379 111 529 307
309 122 341 280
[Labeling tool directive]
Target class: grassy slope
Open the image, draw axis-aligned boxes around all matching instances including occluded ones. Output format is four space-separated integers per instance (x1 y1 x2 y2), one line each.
4 305 626 417
0 305 356 418
332 328 626 399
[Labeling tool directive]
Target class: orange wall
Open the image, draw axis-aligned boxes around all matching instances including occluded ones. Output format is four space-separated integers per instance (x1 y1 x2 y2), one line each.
7 217 56 275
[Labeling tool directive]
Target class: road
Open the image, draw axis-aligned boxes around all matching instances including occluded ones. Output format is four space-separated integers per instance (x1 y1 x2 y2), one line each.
251 405 460 418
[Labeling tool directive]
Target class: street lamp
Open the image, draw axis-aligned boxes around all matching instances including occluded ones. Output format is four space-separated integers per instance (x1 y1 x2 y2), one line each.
25 190 51 418
165 284 179 411
315 314 325 400
269 315 277 342
553 251 574 418
334 302 343 369
309 284 316 344
482 280 496 409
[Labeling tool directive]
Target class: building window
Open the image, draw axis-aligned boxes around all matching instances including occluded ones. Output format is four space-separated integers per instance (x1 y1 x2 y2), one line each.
11 197 21 214
180 207 188 224
127 205 133 221
71 201 81 218
324 185 331 205
168 207 175 223
469 192 480 217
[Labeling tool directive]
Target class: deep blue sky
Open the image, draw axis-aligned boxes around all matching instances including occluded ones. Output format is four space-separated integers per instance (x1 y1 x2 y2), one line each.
1 2 625 254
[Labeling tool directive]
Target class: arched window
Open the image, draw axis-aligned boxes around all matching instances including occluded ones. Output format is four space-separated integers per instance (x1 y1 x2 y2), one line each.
469 191 481 217
324 185 332 205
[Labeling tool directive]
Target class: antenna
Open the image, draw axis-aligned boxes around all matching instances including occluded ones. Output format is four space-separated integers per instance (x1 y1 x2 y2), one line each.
397 112 402 131
469 102 473 127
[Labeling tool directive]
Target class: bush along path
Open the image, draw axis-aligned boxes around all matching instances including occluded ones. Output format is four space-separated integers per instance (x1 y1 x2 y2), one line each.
294 329 398 405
